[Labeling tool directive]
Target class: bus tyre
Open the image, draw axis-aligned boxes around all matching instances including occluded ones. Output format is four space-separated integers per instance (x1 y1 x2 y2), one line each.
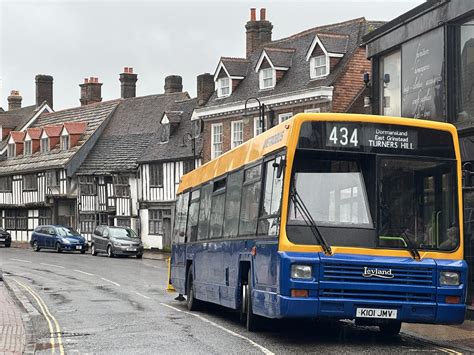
379 321 401 336
186 268 200 311
246 269 260 332
240 280 248 323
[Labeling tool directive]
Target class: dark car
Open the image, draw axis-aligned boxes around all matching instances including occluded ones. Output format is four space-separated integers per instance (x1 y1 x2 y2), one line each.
30 225 88 253
0 228 11 248
91 226 143 258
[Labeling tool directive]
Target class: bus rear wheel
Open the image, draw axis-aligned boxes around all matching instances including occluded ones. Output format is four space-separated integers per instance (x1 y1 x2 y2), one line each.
379 321 401 336
186 268 200 311
246 269 260 332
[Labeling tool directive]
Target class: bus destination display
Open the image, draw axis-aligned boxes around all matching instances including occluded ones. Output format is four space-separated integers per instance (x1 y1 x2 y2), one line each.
325 123 418 150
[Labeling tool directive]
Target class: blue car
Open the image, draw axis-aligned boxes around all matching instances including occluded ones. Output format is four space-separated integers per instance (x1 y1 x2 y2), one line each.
30 225 88 254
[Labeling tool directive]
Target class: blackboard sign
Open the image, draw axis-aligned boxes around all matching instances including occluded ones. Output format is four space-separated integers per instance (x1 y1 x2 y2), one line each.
401 27 444 121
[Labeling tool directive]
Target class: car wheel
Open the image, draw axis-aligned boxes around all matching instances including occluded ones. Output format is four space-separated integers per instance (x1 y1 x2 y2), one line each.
136 253 143 259
33 241 40 252
56 242 62 253
107 245 114 258
5 243 11 248
91 244 97 256
186 267 201 311
80 249 86 254
246 269 260 332
379 321 402 336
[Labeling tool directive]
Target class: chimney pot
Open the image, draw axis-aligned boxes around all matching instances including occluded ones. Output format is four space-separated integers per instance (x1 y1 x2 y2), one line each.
7 90 22 111
260 8 266 21
84 78 89 84
119 67 138 99
80 76 102 106
250 8 256 21
245 8 273 57
35 74 53 109
164 75 183 94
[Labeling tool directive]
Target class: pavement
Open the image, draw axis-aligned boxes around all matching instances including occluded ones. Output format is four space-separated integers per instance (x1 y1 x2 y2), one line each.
0 280 26 354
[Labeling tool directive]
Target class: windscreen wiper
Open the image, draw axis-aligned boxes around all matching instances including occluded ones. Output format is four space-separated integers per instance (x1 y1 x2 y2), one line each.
400 231 421 261
290 186 332 256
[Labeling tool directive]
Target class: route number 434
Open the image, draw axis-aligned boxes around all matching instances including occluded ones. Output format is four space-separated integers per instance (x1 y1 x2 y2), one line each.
328 126 359 147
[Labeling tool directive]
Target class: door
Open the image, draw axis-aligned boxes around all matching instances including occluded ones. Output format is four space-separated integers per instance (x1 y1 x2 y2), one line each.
93 226 105 251
163 218 171 249
44 226 56 248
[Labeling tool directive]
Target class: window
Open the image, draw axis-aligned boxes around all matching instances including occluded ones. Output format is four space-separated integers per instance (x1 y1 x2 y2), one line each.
150 164 164 187
39 208 52 225
79 176 96 195
149 210 163 235
239 164 262 235
231 120 243 148
380 50 401 116
61 135 70 150
304 108 321 113
7 143 15 158
183 160 194 174
254 117 264 137
24 141 32 156
0 176 12 192
187 189 200 242
311 55 328 78
23 174 38 191
211 123 223 159
47 170 60 187
80 214 95 233
223 170 243 237
209 179 226 238
114 176 130 197
278 112 293 124
197 183 212 240
173 192 189 244
259 68 274 89
5 210 15 229
218 77 230 97
16 209 27 230
116 218 131 228
258 157 284 235
41 137 49 153
458 19 474 123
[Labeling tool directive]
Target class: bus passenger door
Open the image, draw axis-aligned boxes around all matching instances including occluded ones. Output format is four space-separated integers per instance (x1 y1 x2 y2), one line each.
171 193 189 294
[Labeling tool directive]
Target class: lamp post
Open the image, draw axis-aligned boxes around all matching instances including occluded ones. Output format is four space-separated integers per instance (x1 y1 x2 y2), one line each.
244 97 266 133
182 132 196 169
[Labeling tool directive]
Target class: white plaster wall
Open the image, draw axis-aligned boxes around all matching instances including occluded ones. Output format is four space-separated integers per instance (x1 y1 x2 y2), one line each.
139 209 163 249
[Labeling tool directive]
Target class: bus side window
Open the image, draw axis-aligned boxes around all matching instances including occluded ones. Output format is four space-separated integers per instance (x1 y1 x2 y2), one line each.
258 157 284 236
210 178 227 239
187 189 201 242
173 192 189 244
239 164 262 236
198 183 213 240
223 170 244 238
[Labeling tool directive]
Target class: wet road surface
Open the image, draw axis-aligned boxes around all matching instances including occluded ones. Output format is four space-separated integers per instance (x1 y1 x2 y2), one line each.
0 248 467 354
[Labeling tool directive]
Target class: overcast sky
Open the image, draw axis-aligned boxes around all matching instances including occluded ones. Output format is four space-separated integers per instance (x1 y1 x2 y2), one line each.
0 0 424 111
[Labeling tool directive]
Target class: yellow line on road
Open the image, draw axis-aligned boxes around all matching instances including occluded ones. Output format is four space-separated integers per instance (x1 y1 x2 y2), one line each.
13 279 65 355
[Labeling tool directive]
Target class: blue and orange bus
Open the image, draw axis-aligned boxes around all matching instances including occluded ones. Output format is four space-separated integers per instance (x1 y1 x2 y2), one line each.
170 113 467 333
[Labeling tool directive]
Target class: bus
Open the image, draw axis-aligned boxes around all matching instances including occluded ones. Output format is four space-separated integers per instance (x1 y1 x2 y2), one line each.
170 113 467 334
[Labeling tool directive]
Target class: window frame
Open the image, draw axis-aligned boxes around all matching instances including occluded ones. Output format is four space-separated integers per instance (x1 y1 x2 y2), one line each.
211 123 223 159
209 177 227 239
238 162 263 237
24 140 32 156
23 174 38 191
278 112 293 124
310 55 329 79
40 137 49 153
149 209 163 235
218 77 231 98
79 176 96 195
150 163 164 188
254 116 264 137
259 67 275 89
0 176 12 192
114 175 130 198
7 143 15 158
231 120 244 148
61 135 70 151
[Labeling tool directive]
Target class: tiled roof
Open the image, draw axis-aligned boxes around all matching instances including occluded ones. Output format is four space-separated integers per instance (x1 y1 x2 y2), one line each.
63 121 88 135
317 32 349 54
0 105 37 129
263 47 296 68
138 98 201 163
203 18 378 110
164 111 183 124
77 92 190 174
0 100 120 175
220 57 250 77
10 131 26 142
43 125 62 137
26 127 42 140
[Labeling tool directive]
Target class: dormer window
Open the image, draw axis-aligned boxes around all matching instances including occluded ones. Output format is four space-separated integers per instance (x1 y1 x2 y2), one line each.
310 55 328 79
41 137 49 153
218 77 230 97
161 124 170 143
24 141 32 156
260 68 275 89
61 135 70 150
7 143 15 158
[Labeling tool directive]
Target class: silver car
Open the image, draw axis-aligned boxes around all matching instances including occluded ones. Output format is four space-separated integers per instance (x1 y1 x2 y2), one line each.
91 226 144 258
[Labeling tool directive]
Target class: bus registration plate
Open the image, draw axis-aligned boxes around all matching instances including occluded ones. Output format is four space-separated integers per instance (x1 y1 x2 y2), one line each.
356 308 397 319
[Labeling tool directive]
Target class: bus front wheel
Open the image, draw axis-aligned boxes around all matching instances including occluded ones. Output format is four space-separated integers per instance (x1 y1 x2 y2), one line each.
246 269 260 332
186 268 200 311
379 321 401 336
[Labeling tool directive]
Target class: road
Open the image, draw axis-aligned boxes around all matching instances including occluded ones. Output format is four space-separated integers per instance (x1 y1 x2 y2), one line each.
0 247 467 354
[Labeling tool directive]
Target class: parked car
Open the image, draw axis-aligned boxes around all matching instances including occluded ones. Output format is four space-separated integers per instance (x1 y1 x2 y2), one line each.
91 226 143 258
0 228 11 248
30 225 88 253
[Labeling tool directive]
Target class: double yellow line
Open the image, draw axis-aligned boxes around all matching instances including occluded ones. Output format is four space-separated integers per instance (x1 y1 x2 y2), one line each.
12 279 64 355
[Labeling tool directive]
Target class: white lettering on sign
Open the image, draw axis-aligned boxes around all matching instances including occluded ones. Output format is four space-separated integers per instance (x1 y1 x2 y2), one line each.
367 128 416 150
356 308 398 319
328 126 359 147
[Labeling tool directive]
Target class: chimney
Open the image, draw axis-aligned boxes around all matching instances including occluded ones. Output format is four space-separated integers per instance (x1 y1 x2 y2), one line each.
80 77 103 106
164 75 183 94
245 8 273 57
35 74 53 109
119 67 138 99
7 90 22 111
196 73 214 106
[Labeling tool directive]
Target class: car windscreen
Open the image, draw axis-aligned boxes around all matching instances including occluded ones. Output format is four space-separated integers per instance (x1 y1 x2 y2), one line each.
57 227 81 237
109 227 138 238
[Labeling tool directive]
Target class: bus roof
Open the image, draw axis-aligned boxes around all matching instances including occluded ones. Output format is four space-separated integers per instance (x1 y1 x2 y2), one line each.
177 113 458 194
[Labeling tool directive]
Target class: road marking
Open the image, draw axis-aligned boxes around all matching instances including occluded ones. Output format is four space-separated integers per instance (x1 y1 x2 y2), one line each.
74 269 94 276
101 277 120 287
160 303 274 355
432 346 462 354
143 263 167 270
135 291 151 299
12 279 65 355
10 258 32 263
40 263 65 269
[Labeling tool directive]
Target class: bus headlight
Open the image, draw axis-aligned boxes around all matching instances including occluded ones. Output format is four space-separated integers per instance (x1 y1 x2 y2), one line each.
440 271 460 286
291 264 312 279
